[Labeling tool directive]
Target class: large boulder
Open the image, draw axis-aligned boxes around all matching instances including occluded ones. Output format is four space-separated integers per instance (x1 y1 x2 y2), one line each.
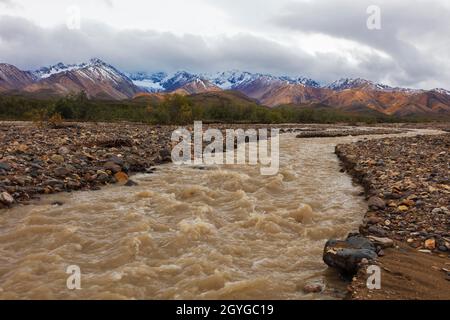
323 233 377 276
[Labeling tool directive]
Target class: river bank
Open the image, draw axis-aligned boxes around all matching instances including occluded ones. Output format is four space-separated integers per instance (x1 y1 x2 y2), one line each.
336 133 450 299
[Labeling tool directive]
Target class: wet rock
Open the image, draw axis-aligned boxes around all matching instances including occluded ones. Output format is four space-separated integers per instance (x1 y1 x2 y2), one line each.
0 192 14 206
125 180 138 187
303 281 325 294
114 172 129 184
323 234 378 276
368 196 386 210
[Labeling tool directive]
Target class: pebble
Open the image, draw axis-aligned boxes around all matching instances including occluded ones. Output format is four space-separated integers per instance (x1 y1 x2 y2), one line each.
58 146 70 155
0 192 14 205
303 282 325 294
424 238 436 250
51 154 65 164
368 236 394 248
368 196 386 210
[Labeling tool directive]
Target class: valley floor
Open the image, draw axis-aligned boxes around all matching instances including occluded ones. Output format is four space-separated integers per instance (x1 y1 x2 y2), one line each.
0 121 449 300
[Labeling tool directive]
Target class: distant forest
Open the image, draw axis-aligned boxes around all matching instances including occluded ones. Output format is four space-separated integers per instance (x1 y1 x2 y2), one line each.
0 91 442 124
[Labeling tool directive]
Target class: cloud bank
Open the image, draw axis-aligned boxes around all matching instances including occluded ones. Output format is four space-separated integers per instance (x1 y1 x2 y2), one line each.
0 0 449 89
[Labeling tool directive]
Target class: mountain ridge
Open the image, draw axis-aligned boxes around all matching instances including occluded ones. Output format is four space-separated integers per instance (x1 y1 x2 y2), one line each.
1 58 450 116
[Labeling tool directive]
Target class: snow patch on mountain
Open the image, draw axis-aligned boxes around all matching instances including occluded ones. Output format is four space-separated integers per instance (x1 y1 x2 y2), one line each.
431 88 450 96
33 58 132 85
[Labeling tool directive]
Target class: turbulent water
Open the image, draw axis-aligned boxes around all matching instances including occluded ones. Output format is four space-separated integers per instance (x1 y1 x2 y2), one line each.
0 130 435 300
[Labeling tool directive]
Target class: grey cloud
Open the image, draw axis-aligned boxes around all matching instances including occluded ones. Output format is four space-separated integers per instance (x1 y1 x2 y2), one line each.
103 0 114 8
0 6 449 89
0 0 16 7
273 0 450 88
0 15 386 85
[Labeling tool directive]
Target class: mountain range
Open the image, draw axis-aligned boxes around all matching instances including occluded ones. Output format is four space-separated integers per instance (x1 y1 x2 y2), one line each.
1 58 450 116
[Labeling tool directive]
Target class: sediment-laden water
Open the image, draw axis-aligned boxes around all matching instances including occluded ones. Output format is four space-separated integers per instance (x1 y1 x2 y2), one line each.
0 129 437 300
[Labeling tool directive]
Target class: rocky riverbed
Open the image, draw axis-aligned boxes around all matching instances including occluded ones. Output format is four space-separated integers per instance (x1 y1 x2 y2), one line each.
335 133 450 299
0 122 178 208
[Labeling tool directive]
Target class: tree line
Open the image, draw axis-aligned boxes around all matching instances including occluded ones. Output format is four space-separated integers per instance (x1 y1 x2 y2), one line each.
0 91 435 124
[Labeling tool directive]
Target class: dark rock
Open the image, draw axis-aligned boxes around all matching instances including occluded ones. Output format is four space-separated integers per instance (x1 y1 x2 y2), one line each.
0 162 11 171
54 167 72 177
106 155 124 166
159 148 172 162
42 179 65 188
323 234 378 276
368 225 388 237
103 161 122 174
125 180 138 187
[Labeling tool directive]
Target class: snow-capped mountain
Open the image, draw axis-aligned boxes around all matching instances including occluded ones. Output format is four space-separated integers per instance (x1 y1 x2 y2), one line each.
1 58 450 115
34 58 133 82
128 71 220 94
128 69 321 93
34 62 81 79
26 58 140 99
326 78 394 91
128 72 167 92
431 88 450 96
206 70 321 89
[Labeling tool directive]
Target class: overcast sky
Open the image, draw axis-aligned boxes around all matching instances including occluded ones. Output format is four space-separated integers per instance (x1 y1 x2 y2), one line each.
1 0 450 89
